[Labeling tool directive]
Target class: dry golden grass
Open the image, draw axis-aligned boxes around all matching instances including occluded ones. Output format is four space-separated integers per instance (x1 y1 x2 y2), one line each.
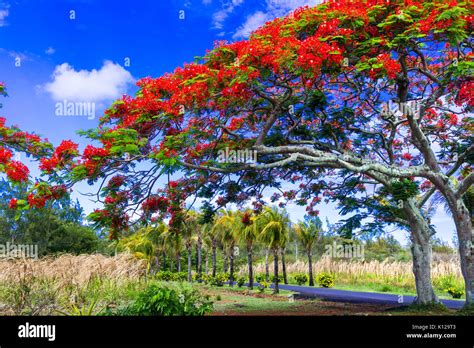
248 256 463 289
0 253 147 286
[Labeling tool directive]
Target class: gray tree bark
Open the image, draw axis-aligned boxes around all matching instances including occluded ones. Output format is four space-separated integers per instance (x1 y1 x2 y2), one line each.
403 198 439 305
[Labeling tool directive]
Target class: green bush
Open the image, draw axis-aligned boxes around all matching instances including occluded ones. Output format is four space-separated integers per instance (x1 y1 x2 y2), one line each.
446 287 464 299
154 271 187 282
258 280 270 294
317 273 335 288
209 273 228 287
236 276 246 288
294 273 309 286
255 274 266 283
110 282 213 316
270 275 283 283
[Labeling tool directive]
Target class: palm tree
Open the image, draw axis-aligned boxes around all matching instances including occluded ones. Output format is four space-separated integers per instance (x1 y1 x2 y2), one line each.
147 222 168 273
117 226 155 273
294 217 322 286
117 223 167 274
213 209 239 286
256 207 291 294
163 226 183 272
236 210 257 289
197 221 212 279
208 220 220 277
182 211 199 282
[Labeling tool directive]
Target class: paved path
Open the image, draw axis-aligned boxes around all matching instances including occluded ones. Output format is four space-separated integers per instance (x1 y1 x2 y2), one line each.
263 283 465 309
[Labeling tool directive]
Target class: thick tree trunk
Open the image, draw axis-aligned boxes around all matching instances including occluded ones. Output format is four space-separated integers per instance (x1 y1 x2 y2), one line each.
308 250 314 286
403 198 439 305
247 243 253 289
212 240 217 277
197 236 203 277
281 248 288 285
435 188 474 307
449 197 474 306
273 249 279 294
265 249 270 282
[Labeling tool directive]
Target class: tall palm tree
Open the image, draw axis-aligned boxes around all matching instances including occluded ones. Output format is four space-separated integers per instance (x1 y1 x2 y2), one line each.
182 211 199 282
147 222 168 273
208 219 220 277
236 210 257 289
117 226 155 273
197 221 212 279
294 217 322 286
117 223 168 274
213 209 239 286
256 207 291 294
163 226 183 272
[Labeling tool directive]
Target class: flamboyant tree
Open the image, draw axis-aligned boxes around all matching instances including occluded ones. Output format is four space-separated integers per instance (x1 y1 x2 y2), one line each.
20 0 473 305
0 83 72 213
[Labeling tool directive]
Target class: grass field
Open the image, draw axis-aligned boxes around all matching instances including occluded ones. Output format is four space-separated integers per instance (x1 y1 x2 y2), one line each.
0 254 466 315
197 285 455 316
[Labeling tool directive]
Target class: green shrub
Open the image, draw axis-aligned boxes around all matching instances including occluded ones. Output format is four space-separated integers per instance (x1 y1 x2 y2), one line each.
111 282 213 316
236 276 246 287
209 273 228 287
172 272 188 282
154 271 187 282
446 287 464 299
154 271 173 281
317 273 335 288
294 273 309 286
270 275 283 283
258 280 270 294
255 274 266 283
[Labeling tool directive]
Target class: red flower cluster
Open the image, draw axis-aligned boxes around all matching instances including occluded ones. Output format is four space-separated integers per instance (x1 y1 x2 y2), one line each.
107 175 126 188
39 140 78 173
455 80 474 107
297 37 343 74
27 193 47 208
0 147 12 164
81 145 110 175
142 196 169 213
8 198 17 209
6 161 29 183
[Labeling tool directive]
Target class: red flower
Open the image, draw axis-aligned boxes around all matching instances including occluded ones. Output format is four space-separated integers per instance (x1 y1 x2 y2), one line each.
105 196 116 205
39 157 59 173
55 140 79 158
27 193 46 208
8 198 17 209
0 147 12 164
142 196 169 212
6 161 29 183
402 153 413 161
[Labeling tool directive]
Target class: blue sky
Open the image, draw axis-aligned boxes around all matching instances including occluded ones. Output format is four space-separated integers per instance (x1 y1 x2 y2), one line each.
0 0 456 245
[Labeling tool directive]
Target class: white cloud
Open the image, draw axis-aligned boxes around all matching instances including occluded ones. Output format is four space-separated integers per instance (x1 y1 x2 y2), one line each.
43 60 135 102
0 8 8 27
232 0 323 39
45 47 55 55
233 11 268 39
212 0 245 29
